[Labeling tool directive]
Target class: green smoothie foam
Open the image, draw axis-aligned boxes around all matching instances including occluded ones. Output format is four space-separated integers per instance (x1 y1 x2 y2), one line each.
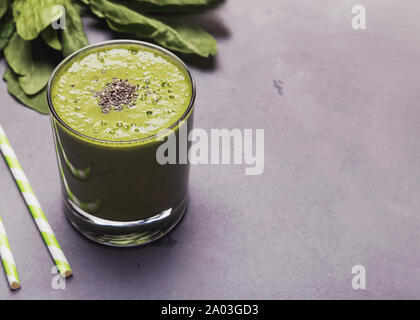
51 44 192 142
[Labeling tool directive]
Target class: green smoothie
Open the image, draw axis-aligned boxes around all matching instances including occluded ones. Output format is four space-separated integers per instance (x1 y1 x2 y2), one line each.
48 41 195 246
51 44 192 142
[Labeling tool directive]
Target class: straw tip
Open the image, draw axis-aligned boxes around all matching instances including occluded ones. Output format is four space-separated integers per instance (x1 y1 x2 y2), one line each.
10 282 20 290
62 270 73 278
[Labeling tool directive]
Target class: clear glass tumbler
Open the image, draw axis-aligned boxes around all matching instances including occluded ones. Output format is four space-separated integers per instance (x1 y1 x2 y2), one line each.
47 40 195 247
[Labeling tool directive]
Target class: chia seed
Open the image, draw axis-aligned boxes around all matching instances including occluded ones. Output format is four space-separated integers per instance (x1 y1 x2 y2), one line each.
94 79 139 113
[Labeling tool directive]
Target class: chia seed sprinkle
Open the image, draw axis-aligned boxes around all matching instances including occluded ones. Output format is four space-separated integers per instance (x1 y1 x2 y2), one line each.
94 79 139 113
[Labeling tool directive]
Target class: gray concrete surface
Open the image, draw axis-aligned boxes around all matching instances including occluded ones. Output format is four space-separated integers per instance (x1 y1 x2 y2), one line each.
1 0 420 299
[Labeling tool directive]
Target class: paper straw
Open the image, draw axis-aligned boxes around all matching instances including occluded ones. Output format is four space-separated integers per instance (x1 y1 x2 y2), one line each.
0 124 72 278
0 216 20 290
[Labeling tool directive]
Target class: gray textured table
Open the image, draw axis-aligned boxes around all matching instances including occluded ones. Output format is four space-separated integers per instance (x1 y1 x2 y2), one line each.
1 0 420 299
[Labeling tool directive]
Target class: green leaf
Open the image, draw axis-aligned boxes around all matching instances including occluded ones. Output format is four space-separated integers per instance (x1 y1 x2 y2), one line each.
18 57 56 95
13 0 65 40
4 32 33 75
61 0 89 56
89 0 104 18
18 38 61 95
3 68 49 114
134 0 214 4
155 20 217 56
123 0 223 13
90 0 217 57
73 0 89 15
0 10 15 50
41 26 62 50
0 0 8 20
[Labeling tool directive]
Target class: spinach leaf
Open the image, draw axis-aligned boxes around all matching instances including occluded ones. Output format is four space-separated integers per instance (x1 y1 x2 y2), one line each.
73 0 90 15
134 0 214 4
18 56 56 95
19 39 61 95
13 0 65 40
0 0 7 20
41 26 62 50
0 9 15 51
125 0 223 13
155 19 217 56
62 0 89 56
3 68 49 114
90 0 217 57
4 32 33 75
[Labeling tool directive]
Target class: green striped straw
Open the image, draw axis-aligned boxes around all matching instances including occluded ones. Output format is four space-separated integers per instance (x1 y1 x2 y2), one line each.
0 216 20 290
0 124 72 278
